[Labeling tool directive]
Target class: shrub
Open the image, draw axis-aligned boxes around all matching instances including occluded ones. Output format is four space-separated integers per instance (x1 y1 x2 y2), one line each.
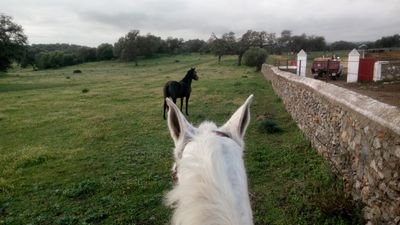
257 119 283 134
73 69 82 73
243 47 268 71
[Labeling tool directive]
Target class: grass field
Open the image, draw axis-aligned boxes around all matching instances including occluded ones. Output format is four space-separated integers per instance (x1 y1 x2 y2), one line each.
0 54 362 225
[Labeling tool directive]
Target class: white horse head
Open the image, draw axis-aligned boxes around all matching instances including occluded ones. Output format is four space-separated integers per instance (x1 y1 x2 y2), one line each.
165 95 254 225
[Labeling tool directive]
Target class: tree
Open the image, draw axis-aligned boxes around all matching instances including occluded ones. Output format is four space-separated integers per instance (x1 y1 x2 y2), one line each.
182 39 206 53
165 37 184 54
20 45 40 69
329 41 357 51
237 30 253 66
114 30 140 65
137 34 162 58
209 33 225 63
243 47 268 71
278 30 292 52
113 37 125 58
209 32 236 64
237 30 273 65
222 32 237 54
0 14 27 72
77 47 97 63
373 34 400 48
96 43 114 60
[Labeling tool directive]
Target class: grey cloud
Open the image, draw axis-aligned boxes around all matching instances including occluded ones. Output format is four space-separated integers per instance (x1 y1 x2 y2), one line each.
1 0 399 46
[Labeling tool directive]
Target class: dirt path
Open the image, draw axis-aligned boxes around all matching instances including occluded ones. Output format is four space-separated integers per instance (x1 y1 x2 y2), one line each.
310 75 400 108
332 80 400 108
268 67 400 108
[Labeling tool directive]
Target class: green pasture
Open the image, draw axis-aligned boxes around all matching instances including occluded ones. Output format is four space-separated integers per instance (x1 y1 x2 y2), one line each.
0 54 362 224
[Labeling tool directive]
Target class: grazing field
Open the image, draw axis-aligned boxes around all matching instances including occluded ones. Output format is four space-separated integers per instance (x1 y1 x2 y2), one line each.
0 54 362 225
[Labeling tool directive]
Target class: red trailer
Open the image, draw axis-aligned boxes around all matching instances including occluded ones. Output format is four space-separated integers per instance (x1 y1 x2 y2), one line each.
311 59 343 80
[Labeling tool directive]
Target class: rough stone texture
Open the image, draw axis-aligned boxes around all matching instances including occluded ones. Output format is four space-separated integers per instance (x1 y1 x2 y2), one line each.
262 64 400 225
381 61 400 81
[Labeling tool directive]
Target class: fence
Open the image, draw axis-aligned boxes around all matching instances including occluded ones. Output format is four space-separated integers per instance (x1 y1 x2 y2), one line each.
280 49 400 82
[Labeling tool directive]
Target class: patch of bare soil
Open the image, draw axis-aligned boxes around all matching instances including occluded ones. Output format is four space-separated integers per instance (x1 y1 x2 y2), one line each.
311 74 400 108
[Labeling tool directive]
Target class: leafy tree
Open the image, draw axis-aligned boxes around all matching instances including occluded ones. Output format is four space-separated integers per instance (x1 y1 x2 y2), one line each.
237 30 254 66
182 39 207 53
307 35 326 51
237 30 273 65
20 46 40 69
264 32 278 53
209 32 236 63
289 34 326 52
31 43 83 53
77 47 97 63
243 47 268 71
278 30 292 52
113 37 125 58
96 43 114 60
165 37 184 54
35 52 51 69
63 53 77 66
209 34 225 63
329 41 357 50
114 30 140 65
373 34 400 48
222 32 237 54
0 14 27 72
137 34 162 58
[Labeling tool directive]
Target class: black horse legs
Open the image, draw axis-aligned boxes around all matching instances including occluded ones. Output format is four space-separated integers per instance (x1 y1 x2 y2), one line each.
180 98 183 112
185 97 189 116
163 97 190 119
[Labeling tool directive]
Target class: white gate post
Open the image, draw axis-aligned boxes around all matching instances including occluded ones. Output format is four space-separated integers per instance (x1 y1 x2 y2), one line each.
347 49 360 83
373 61 389 81
296 50 307 77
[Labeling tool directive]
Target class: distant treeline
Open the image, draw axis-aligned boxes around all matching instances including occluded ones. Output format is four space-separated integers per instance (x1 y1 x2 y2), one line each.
19 30 400 70
19 34 208 70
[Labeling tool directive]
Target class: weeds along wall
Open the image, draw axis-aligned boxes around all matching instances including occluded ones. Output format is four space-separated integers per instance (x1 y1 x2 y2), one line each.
262 64 400 225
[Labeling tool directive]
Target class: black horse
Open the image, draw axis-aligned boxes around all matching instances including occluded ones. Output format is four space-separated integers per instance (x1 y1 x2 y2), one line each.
163 68 198 119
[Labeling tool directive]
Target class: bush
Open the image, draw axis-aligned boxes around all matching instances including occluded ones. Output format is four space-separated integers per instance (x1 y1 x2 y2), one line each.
243 47 268 71
257 119 283 134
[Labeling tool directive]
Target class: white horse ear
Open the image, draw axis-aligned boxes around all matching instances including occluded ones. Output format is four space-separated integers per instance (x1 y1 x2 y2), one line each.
220 95 254 145
166 98 193 147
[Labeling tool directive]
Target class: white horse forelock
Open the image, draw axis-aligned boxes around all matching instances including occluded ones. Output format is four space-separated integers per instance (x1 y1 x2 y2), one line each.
165 95 254 225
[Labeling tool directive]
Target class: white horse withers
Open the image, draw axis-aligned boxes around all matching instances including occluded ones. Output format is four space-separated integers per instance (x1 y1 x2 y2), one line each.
165 95 254 225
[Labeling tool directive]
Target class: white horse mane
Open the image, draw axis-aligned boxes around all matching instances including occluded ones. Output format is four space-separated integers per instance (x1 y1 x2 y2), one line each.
165 95 254 225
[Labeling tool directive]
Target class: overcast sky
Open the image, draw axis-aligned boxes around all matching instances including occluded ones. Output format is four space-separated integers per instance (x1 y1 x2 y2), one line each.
1 0 399 47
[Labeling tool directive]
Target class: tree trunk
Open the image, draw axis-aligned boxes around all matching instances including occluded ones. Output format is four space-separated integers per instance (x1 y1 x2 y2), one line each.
218 55 222 64
238 53 243 66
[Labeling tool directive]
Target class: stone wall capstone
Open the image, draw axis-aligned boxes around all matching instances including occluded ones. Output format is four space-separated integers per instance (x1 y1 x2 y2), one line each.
262 64 400 225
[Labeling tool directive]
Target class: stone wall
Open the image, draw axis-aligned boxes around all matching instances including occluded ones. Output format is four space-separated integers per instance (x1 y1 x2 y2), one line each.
381 61 400 81
262 64 400 225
